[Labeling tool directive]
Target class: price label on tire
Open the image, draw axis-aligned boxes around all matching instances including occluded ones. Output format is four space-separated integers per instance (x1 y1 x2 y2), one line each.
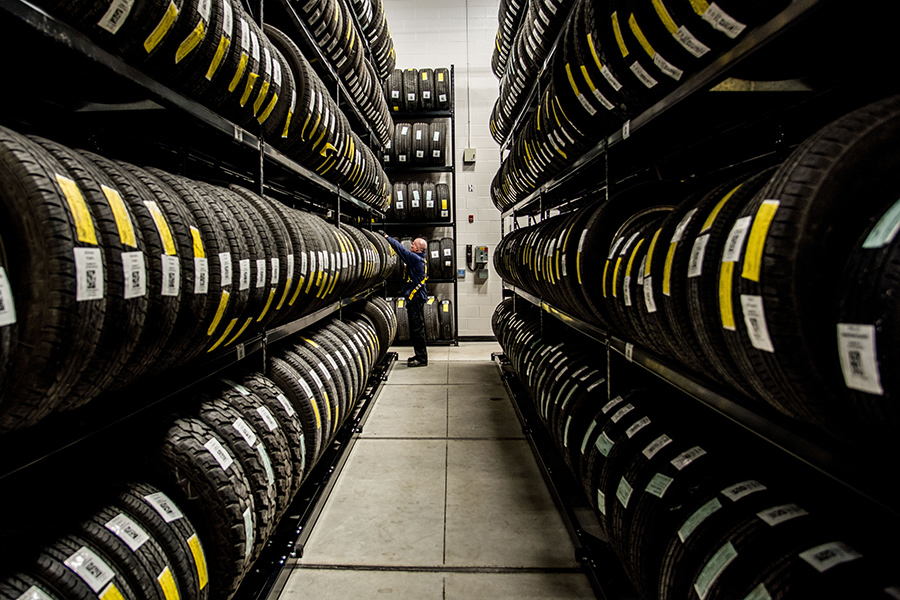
0 266 17 326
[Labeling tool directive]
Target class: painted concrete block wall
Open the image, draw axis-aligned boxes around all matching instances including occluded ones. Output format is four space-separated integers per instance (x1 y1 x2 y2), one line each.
383 0 503 337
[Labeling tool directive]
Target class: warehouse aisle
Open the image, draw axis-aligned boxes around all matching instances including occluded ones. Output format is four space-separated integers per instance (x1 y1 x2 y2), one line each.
278 342 595 599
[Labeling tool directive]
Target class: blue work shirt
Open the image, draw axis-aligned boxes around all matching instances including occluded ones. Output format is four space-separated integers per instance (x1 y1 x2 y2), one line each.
386 237 428 300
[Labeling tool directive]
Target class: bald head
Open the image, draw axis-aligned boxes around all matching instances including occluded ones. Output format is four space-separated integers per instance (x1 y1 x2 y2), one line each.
411 238 428 253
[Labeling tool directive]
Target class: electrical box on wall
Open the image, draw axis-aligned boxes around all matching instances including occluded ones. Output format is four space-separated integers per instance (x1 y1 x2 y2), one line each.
466 245 489 283
463 148 476 163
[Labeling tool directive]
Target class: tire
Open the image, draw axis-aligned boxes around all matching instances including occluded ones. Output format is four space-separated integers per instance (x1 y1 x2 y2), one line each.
28 136 149 406
723 96 900 434
35 534 139 600
0 128 106 431
153 415 256 599
408 182 424 221
394 122 412 166
402 69 419 111
411 122 429 166
266 356 324 470
436 183 451 221
429 121 447 166
434 68 451 110
440 237 455 279
395 297 410 341
439 299 454 340
418 68 435 110
117 482 209 600
423 182 438 221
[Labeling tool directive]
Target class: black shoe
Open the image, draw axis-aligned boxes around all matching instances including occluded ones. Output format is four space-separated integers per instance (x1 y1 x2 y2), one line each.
407 357 428 367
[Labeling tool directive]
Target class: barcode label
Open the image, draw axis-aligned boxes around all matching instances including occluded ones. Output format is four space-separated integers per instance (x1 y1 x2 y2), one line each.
740 295 774 353
75 248 104 301
204 437 234 471
161 255 180 297
0 267 15 326
630 61 658 88
837 323 883 395
721 480 766 502
688 234 709 277
239 259 251 291
64 547 115 592
798 542 861 573
757 504 808 527
671 446 706 470
105 513 150 552
616 476 633 508
97 0 135 34
626 416 650 438
194 257 209 294
644 275 657 312
143 491 183 522
219 252 233 286
723 217 752 262
643 434 672 459
232 417 257 447
702 3 746 38
675 25 710 57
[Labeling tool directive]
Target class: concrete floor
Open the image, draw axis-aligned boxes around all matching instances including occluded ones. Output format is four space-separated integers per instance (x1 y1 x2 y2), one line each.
279 342 595 599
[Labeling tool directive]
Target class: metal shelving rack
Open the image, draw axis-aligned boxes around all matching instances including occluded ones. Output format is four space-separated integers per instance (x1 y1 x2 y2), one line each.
493 0 900 591
381 65 459 345
0 1 402 593
0 0 386 223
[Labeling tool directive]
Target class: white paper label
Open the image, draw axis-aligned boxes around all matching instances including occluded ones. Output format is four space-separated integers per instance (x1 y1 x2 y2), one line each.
74 247 104 301
597 489 606 515
643 434 672 459
611 404 634 423
287 254 295 281
143 491 183 522
198 0 211 20
191 256 208 294
601 65 623 91
232 417 257 447
624 276 632 306
740 295 775 353
654 53 683 80
204 437 234 471
401 126 409 136
695 542 738 600
703 3 746 38
240 19 249 53
439 94 447 102
223 0 233 36
243 507 254 559
671 209 697 243
256 259 266 288
757 504 808 527
688 234 709 278
723 217 752 262
630 61 658 87
256 406 278 432
626 416 650 438
391 90 400 98
250 30 260 63
644 275 657 313
219 252 233 286
616 476 633 508
744 583 772 600
408 92 416 102
676 25 710 57
678 498 722 542
257 442 275 487
161 255 180 296
580 421 598 455
298 377 314 399
0 267 14 327
595 431 614 456
271 258 280 285
16 586 53 600
64 547 115 592
625 343 634 362
646 473 674 498
105 513 150 552
602 396 624 414
97 0 135 34
671 446 707 470
837 323 883 395
276 393 295 416
239 259 251 291
798 542 861 573
721 480 766 502
431 250 439 259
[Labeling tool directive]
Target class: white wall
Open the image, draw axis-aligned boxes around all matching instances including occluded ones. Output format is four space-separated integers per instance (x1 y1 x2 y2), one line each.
383 0 503 337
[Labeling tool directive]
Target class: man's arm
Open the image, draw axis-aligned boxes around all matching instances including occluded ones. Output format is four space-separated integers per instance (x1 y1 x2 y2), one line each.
385 235 419 265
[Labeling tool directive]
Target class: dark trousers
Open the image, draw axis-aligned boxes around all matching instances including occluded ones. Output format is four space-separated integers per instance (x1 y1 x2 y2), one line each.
407 295 427 361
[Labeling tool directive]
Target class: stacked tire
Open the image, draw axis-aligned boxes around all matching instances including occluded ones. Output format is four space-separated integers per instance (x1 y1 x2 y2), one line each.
393 297 455 342
491 0 527 79
30 0 391 210
494 95 900 460
351 0 397 81
493 298 896 600
385 181 452 222
383 121 448 167
0 300 396 600
490 0 792 211
288 0 394 146
0 125 395 433
384 68 451 112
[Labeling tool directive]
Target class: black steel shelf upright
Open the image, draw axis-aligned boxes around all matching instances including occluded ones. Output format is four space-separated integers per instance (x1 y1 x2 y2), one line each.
382 65 459 345
493 0 900 593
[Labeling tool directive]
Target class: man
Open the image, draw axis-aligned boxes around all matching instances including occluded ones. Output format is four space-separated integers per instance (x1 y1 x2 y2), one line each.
385 235 429 367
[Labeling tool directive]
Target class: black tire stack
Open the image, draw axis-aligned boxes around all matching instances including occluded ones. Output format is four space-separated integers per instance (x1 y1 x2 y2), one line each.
392 296 455 342
383 68 451 112
350 0 397 81
494 95 900 462
0 299 396 600
385 181 451 222
0 124 395 433
492 298 895 600
491 0 528 79
288 0 394 146
489 0 792 211
384 122 448 167
29 0 392 210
